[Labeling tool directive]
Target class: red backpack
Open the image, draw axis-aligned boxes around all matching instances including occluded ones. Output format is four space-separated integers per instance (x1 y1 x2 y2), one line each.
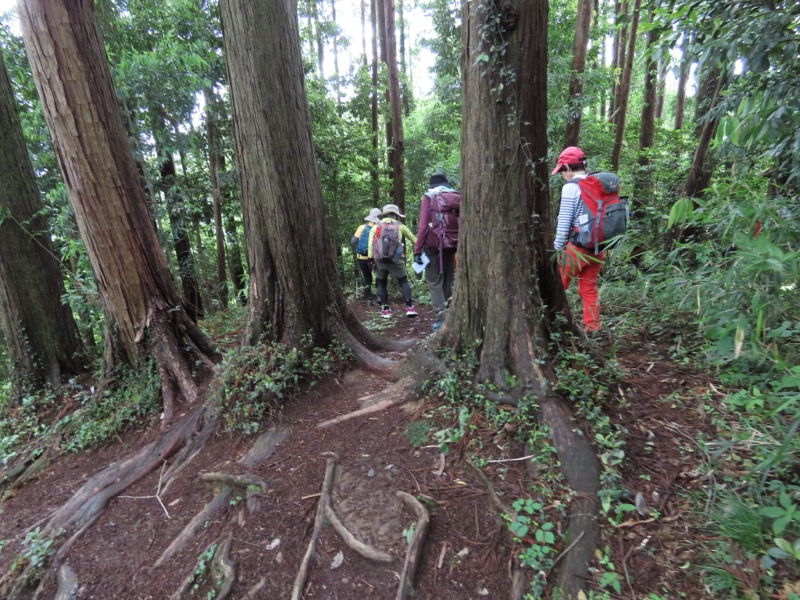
372 221 405 263
423 190 460 251
568 172 628 254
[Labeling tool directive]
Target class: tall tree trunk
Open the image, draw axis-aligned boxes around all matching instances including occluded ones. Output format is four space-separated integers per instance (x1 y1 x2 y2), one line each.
19 0 217 405
458 2 599 596
0 51 84 394
225 216 247 306
205 91 228 310
151 117 205 323
312 0 325 79
370 0 381 205
398 0 410 117
219 151 247 305
655 55 668 120
383 0 405 212
610 0 641 170
219 0 403 370
331 0 341 105
634 10 657 202
360 0 368 65
684 67 728 199
609 0 628 122
564 0 593 147
674 35 690 130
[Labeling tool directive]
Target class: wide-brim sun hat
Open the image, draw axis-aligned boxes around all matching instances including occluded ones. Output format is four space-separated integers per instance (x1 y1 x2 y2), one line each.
551 146 586 175
365 207 381 223
380 203 405 218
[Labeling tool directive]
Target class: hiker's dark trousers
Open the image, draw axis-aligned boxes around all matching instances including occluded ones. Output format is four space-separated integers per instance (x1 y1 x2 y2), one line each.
423 248 456 315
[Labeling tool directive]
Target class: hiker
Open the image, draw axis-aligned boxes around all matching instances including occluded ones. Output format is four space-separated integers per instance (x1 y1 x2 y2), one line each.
414 173 460 331
368 203 418 318
552 146 603 334
351 207 381 302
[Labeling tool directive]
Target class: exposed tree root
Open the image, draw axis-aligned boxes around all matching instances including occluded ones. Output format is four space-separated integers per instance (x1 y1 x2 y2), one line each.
318 343 448 429
291 452 338 600
211 532 236 600
152 487 232 570
395 491 430 600
3 405 212 599
54 564 78 600
168 531 235 600
540 397 601 599
324 495 400 565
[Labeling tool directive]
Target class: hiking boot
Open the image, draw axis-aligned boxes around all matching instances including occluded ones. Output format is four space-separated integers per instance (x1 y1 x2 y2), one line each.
381 307 393 319
405 306 418 318
432 318 443 331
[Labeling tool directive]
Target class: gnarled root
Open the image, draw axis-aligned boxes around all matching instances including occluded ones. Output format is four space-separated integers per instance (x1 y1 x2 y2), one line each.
4 406 213 600
169 532 236 600
152 487 232 570
324 496 399 566
395 491 430 600
54 564 78 600
291 452 338 600
540 396 601 599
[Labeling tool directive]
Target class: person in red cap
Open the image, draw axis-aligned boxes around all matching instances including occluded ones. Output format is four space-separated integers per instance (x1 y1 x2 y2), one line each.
551 146 604 334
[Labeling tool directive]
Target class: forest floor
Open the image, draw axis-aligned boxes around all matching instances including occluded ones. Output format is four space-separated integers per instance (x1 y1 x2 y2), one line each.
0 296 733 599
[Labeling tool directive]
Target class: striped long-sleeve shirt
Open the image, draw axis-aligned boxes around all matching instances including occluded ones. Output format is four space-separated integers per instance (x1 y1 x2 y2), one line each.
554 173 588 250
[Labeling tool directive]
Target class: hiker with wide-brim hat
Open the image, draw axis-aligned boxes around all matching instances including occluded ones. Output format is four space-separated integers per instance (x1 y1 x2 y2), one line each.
368 204 418 318
350 208 381 302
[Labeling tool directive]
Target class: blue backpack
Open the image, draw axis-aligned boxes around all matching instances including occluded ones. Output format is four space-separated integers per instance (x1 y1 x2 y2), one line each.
356 225 372 256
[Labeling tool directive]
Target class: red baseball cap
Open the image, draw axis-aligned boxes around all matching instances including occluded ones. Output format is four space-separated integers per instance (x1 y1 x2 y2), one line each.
551 146 586 175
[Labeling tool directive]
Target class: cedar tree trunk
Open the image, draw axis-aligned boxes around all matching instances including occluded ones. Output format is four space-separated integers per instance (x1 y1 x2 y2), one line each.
383 0 406 211
0 51 84 394
19 0 217 405
610 0 641 170
564 0 593 147
219 0 405 372
456 2 601 596
205 90 228 310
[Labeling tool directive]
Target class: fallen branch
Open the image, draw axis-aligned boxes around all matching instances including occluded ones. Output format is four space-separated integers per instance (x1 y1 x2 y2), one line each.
395 491 430 600
291 452 338 600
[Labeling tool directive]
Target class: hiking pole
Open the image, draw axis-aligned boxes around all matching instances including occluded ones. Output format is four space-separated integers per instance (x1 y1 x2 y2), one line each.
353 256 360 299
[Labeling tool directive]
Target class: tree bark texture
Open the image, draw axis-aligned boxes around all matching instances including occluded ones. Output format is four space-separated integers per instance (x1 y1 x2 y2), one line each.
0 51 84 393
457 4 599 595
383 0 406 212
19 0 216 401
564 0 593 147
220 0 401 366
610 0 641 171
455 0 569 389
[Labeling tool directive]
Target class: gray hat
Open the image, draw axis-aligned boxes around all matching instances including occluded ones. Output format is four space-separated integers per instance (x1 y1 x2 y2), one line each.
365 207 381 223
379 203 405 219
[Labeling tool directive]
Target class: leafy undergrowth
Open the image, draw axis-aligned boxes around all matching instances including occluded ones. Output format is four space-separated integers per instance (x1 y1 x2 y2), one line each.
0 290 797 599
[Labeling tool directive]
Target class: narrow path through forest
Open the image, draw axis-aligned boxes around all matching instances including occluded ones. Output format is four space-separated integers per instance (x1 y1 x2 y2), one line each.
0 300 722 599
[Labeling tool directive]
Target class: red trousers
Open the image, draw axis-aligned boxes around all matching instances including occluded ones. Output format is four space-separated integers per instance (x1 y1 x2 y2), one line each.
559 243 604 332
